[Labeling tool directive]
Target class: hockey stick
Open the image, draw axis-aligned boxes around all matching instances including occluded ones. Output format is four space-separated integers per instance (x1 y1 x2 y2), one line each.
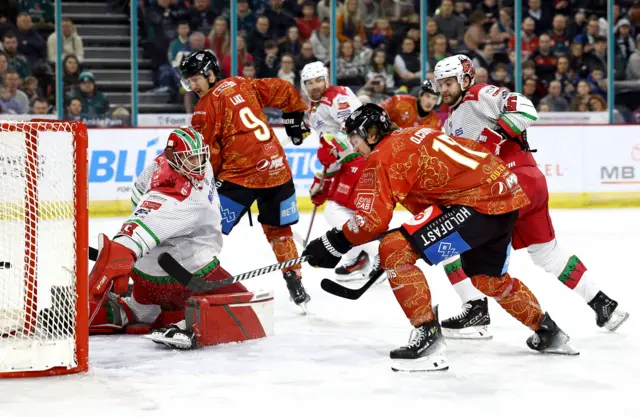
304 168 326 247
320 266 386 300
158 252 312 292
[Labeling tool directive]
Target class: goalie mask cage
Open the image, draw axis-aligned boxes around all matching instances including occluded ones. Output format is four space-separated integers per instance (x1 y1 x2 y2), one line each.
0 120 88 378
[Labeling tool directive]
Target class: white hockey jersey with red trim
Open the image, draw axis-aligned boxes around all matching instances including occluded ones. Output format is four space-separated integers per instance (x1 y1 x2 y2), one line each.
308 85 361 145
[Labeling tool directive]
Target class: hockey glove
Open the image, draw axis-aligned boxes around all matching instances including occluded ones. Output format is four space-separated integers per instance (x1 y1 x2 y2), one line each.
89 234 136 302
309 173 333 206
303 228 353 269
282 111 311 146
477 127 508 156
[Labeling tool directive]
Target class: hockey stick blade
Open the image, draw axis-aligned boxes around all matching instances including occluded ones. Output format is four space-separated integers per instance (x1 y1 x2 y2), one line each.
89 246 98 261
321 267 386 300
158 252 312 292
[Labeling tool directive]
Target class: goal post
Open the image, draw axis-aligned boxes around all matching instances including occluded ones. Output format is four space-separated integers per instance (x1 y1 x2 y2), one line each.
0 120 88 378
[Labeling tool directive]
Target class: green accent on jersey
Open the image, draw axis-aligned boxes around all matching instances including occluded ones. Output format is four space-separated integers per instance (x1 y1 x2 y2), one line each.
114 234 143 252
128 219 160 245
133 257 220 284
516 111 538 121
499 115 522 134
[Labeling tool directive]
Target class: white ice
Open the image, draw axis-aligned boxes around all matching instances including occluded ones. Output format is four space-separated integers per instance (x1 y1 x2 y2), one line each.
1 209 638 417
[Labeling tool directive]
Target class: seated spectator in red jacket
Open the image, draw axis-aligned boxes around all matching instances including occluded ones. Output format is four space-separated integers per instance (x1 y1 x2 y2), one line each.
296 1 320 41
207 16 230 61
508 16 538 60
221 35 254 77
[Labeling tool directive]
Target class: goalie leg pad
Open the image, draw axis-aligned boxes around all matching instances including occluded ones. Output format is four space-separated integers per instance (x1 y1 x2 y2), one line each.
185 290 275 347
89 294 153 335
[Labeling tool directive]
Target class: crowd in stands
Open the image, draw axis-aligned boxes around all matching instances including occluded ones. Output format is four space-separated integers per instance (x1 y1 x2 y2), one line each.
3 0 640 121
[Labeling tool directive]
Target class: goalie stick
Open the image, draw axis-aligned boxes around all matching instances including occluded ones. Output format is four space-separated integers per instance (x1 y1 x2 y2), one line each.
158 252 312 292
320 266 386 300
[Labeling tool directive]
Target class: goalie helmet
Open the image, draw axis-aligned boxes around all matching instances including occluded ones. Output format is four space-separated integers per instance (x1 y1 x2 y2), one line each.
165 127 210 181
344 103 391 148
300 61 329 99
434 54 476 90
179 49 221 91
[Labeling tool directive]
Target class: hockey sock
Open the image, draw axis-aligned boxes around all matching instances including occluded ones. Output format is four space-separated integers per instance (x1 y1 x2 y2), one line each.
263 224 301 278
443 257 486 303
381 231 434 327
527 240 599 302
471 273 543 331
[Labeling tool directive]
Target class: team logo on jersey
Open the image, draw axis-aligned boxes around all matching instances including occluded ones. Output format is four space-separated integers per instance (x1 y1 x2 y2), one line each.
256 159 270 171
338 100 349 110
140 201 162 210
459 56 476 79
118 222 139 237
212 80 236 96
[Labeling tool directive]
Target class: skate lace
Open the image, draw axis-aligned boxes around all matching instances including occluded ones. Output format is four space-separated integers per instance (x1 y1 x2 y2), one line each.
371 255 381 271
449 302 471 321
406 328 427 348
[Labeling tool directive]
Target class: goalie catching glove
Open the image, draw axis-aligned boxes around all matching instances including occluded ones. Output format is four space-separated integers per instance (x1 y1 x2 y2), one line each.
89 234 136 302
302 228 353 268
282 111 311 145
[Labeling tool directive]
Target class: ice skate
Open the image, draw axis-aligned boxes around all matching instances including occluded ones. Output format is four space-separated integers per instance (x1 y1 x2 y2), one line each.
587 291 629 332
283 270 310 314
526 313 579 356
144 321 196 349
441 298 492 340
368 255 387 285
334 250 370 282
390 307 449 372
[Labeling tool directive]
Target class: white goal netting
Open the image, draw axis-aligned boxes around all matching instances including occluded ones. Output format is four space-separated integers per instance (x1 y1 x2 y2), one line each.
0 121 88 376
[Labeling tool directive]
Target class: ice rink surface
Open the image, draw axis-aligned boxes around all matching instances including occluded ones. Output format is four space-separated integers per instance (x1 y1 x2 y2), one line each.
1 209 638 417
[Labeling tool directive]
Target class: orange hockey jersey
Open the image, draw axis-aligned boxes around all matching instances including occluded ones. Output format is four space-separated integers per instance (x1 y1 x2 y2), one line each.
191 77 307 189
343 127 530 245
379 94 442 129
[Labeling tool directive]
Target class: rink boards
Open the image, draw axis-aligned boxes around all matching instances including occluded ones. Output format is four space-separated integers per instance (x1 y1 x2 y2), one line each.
83 125 640 216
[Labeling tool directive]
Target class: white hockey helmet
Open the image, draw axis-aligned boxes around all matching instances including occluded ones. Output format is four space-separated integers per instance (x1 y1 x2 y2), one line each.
300 61 329 98
434 55 476 90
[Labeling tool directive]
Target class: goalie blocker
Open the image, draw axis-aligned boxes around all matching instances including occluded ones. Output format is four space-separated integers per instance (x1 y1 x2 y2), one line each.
400 205 517 277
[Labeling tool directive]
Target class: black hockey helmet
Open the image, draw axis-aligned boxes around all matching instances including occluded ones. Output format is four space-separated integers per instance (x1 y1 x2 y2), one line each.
179 49 221 91
344 103 391 147
417 79 441 117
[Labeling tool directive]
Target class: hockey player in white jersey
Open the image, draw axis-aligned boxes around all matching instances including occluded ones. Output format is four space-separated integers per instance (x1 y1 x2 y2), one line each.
433 55 628 339
88 127 273 349
301 61 380 281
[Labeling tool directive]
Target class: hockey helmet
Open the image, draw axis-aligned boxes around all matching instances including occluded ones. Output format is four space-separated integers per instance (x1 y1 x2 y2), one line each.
300 61 329 99
165 126 210 181
434 54 476 90
344 103 391 149
417 79 442 115
179 49 221 91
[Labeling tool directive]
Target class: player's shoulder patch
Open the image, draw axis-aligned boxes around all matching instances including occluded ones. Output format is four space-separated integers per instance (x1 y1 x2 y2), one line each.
212 79 237 97
461 84 486 104
322 85 348 105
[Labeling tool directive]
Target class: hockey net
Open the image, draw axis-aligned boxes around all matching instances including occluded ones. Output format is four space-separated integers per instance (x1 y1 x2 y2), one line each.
0 120 88 378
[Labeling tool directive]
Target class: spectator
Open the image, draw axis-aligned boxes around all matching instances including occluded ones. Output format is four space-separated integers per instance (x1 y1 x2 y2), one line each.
369 18 392 48
570 79 591 110
550 15 570 57
30 96 49 114
256 40 281 78
296 1 320 41
393 37 421 89
435 0 465 49
19 0 54 24
359 74 391 103
237 0 257 36
353 34 372 66
316 0 342 23
221 35 254 77
522 60 537 81
72 71 110 117
523 77 542 108
146 0 182 68
366 48 394 89
246 16 272 60
626 35 640 80
475 67 489 84
16 13 46 66
567 8 587 41
242 61 257 78
65 96 82 118
310 19 330 63
585 36 607 76
479 0 499 33
576 17 601 54
539 80 569 112
360 0 381 28
488 7 513 52
1 71 29 113
380 0 414 22
426 18 441 38
554 55 574 96
62 54 81 97
3 33 30 79
568 42 589 79
264 0 297 45
508 17 538 60
337 39 365 86
172 31 206 68
189 0 216 35
530 33 557 84
474 43 496 74
337 0 367 42
615 19 635 72
207 17 230 61
490 63 512 90
588 94 607 112
586 67 606 99
277 53 297 87
0 53 8 85
525 0 550 35
0 0 19 30
537 102 550 112
168 22 190 64
47 17 84 63
22 75 40 100
453 0 469 22
461 23 485 61
280 26 302 56
295 41 317 72
428 34 448 70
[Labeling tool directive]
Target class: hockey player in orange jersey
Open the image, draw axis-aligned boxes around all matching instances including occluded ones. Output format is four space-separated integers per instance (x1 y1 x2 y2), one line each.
179 50 311 312
302 104 578 372
379 80 442 129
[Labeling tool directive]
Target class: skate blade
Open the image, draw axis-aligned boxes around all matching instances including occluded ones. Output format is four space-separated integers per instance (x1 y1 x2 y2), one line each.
391 354 449 372
604 310 630 332
442 326 493 340
538 342 580 356
291 294 310 315
335 272 368 283
143 334 193 349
